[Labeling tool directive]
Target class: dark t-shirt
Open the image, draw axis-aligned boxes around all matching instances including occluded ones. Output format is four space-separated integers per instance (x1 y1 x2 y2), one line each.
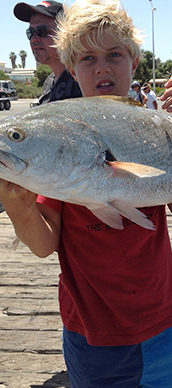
39 70 82 104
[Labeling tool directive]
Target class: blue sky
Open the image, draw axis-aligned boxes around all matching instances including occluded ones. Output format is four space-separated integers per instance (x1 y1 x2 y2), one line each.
1 0 171 69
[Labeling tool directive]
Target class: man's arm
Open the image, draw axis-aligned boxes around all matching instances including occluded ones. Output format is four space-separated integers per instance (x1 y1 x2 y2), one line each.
0 179 61 258
142 91 148 106
153 99 158 110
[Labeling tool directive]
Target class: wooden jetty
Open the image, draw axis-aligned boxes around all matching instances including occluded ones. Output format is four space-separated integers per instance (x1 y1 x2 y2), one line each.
0 211 71 388
0 208 172 388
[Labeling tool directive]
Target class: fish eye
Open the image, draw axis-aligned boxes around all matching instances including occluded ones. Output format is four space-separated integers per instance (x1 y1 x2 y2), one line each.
7 128 25 142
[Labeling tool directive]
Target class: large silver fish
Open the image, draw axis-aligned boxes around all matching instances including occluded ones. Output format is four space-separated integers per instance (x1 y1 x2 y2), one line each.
0 96 172 230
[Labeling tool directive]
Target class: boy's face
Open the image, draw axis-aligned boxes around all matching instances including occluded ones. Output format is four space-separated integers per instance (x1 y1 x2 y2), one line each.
69 30 138 97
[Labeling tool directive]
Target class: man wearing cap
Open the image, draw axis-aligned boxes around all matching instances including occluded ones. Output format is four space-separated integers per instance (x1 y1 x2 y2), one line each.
142 83 157 110
131 80 148 106
13 1 82 104
0 2 82 213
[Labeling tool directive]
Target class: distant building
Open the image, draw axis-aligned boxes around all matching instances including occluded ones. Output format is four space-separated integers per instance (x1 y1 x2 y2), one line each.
9 68 36 84
149 78 168 88
0 61 36 83
0 62 12 74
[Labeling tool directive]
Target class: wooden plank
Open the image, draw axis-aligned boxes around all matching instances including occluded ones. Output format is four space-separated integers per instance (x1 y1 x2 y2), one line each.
0 314 63 331
0 276 59 286
0 262 60 273
0 353 71 388
0 286 58 299
0 315 63 331
0 296 59 314
0 330 63 352
0 374 71 388
0 373 71 388
0 267 59 286
0 259 60 286
0 352 65 374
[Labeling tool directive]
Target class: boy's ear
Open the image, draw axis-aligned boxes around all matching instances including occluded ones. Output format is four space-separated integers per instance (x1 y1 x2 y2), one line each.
132 57 139 76
68 67 78 82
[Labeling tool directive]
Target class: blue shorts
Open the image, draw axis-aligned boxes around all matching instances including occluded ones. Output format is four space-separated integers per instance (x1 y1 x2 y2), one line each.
62 326 172 388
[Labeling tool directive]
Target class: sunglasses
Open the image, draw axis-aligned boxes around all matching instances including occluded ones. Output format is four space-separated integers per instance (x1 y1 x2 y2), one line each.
26 25 54 41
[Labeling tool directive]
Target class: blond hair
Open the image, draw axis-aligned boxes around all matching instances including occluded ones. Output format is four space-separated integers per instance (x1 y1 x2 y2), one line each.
54 0 144 70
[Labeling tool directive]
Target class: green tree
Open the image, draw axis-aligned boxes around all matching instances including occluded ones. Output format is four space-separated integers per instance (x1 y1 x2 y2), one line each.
0 71 8 80
143 50 153 69
35 64 52 87
134 49 172 85
19 50 27 68
9 52 17 69
163 60 172 78
155 61 166 79
134 50 153 85
154 60 172 80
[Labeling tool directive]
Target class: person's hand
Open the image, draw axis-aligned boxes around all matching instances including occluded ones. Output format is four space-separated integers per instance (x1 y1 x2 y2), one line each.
0 178 61 257
160 77 172 112
0 178 37 217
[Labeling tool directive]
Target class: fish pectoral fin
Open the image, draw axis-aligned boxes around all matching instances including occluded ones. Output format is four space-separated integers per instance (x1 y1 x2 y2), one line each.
105 161 165 178
88 204 124 230
110 200 156 230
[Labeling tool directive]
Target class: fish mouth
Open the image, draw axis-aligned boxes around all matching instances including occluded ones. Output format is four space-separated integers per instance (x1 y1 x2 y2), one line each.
0 150 26 174
96 80 115 94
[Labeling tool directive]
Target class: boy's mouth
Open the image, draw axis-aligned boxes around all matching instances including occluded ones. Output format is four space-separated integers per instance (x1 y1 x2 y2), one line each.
96 80 114 94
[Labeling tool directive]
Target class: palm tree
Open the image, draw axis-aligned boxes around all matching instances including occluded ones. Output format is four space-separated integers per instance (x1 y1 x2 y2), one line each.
9 52 17 69
19 50 27 68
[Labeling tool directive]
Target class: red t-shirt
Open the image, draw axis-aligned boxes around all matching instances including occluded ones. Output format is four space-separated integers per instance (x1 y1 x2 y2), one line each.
37 195 172 346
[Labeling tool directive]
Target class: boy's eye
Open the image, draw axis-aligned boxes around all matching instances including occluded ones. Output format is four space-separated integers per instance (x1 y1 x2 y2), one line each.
110 52 120 58
82 55 94 61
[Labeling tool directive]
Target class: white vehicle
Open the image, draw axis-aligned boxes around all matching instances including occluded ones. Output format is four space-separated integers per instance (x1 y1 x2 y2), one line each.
0 80 16 98
0 97 11 111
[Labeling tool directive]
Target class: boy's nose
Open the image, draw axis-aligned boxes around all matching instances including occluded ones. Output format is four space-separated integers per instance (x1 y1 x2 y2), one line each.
95 59 111 74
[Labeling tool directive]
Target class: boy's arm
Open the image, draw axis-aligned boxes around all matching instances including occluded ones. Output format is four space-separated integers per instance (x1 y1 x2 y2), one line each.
0 179 61 258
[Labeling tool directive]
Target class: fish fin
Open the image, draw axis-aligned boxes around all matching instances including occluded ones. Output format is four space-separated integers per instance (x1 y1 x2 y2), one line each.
97 95 143 107
88 205 124 230
105 161 166 178
110 201 156 230
88 202 155 230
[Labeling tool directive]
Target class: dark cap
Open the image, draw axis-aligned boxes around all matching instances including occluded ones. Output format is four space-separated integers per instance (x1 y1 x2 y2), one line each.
131 81 140 88
14 1 63 22
142 83 150 90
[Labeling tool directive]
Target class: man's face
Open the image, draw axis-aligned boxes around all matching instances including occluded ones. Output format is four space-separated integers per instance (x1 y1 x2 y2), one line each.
69 30 138 97
144 87 150 93
29 13 58 65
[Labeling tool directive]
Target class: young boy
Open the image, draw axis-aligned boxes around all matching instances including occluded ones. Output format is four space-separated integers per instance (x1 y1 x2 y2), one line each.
1 1 172 387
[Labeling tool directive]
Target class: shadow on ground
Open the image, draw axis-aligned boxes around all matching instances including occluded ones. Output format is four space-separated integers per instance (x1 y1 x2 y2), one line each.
31 370 71 388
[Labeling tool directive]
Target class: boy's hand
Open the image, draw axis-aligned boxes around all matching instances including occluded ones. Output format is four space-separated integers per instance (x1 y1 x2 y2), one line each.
0 178 61 257
160 77 172 112
0 178 37 217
